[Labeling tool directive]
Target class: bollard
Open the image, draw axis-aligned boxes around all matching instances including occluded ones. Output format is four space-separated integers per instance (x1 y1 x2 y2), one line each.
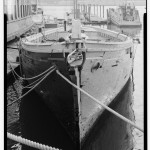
38 27 42 33
64 20 66 31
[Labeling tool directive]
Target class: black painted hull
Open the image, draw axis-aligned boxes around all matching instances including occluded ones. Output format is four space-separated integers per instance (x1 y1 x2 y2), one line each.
20 49 80 147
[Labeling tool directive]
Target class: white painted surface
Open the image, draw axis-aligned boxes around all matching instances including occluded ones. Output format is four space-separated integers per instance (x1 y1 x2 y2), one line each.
80 47 133 140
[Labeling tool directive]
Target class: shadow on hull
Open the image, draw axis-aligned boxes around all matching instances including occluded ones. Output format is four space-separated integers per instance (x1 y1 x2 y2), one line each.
20 76 135 150
82 77 135 150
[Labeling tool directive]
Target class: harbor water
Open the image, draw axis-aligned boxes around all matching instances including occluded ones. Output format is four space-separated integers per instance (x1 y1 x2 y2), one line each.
7 6 145 150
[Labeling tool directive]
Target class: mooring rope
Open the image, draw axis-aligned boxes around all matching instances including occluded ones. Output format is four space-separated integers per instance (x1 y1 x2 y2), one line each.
7 60 18 81
7 58 55 81
7 132 60 150
22 72 49 89
7 47 19 50
56 70 144 133
7 67 56 107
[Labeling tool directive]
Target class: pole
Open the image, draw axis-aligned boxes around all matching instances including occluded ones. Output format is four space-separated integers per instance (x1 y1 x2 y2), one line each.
74 0 75 19
103 5 104 18
76 0 77 17
97 5 98 17
88 4 91 21
100 5 101 17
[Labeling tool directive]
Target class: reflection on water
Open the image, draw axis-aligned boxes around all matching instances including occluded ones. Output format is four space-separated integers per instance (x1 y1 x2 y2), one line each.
7 80 22 150
19 85 75 150
7 77 136 150
82 78 135 150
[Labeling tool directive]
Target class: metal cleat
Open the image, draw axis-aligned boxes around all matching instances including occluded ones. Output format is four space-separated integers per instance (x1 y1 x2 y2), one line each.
67 49 83 67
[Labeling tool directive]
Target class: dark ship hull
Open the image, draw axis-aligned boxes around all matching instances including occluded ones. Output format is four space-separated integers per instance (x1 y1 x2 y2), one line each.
20 24 134 147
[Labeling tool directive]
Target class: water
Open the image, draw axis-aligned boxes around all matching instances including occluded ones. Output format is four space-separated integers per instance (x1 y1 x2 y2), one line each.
7 5 145 150
7 80 22 149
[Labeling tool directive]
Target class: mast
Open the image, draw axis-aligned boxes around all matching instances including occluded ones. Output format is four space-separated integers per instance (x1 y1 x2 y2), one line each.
76 0 78 18
74 0 75 18
74 0 78 19
37 0 38 11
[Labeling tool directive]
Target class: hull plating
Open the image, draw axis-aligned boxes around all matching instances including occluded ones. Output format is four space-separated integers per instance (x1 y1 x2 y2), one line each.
80 50 133 143
20 45 134 146
20 27 134 146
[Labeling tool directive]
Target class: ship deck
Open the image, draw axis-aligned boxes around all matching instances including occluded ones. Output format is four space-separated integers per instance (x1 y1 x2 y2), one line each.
24 26 124 46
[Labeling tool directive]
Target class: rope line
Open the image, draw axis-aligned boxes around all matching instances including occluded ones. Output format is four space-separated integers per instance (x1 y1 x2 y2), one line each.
7 67 56 107
7 60 18 81
56 70 144 133
22 73 49 89
7 132 60 150
7 59 55 81
7 47 19 50
21 66 55 89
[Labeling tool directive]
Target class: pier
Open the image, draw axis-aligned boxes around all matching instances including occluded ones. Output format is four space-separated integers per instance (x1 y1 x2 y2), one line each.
74 3 107 25
77 4 105 19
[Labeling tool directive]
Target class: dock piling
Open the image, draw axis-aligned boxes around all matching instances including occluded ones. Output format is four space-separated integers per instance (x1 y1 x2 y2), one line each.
84 4 85 13
100 5 101 17
97 5 98 17
103 5 104 18
86 5 87 13
88 4 91 21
